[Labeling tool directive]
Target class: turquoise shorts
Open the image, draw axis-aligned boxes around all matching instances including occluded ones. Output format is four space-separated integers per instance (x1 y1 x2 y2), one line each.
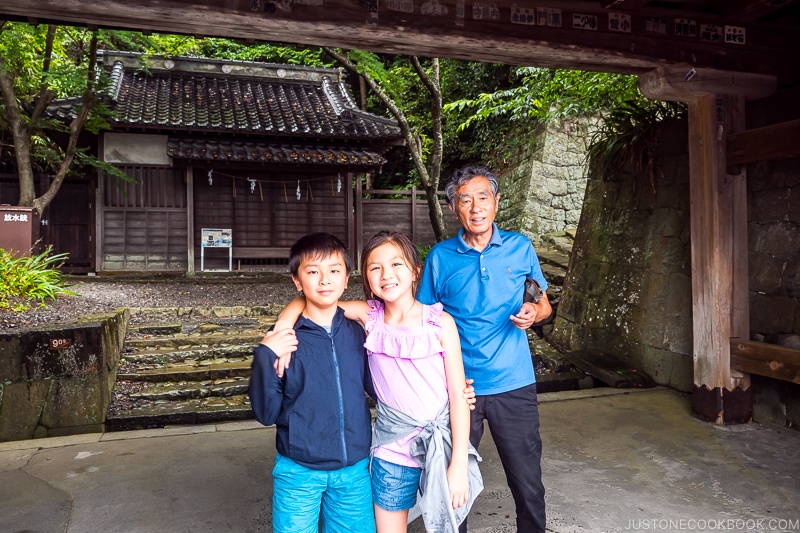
371 456 421 512
272 454 375 533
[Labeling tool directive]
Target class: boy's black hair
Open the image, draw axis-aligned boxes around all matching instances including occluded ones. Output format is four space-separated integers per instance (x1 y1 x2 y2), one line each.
288 233 353 276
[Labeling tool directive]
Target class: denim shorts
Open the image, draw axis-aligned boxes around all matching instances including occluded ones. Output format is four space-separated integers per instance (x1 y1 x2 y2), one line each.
371 456 421 512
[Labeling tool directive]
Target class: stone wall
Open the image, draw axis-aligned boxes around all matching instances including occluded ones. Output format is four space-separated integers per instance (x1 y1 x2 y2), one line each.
496 118 592 242
549 118 695 392
0 309 128 441
742 86 800 426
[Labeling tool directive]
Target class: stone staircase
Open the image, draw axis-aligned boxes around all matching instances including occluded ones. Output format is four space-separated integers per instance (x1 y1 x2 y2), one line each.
105 306 280 431
528 233 597 393
105 238 589 432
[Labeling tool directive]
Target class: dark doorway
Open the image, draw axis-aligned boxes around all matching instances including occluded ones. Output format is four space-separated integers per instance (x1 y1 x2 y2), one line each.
40 178 95 273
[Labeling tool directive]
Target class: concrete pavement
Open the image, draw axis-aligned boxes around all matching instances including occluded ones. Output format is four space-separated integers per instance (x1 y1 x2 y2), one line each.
2 387 799 533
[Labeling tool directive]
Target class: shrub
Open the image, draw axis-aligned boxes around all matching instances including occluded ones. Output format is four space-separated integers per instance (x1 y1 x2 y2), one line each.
416 243 432 264
0 245 77 313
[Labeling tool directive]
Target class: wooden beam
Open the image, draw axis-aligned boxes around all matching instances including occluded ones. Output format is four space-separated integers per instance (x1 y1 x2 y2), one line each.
724 0 799 23
731 339 800 384
0 0 798 79
600 0 648 9
639 66 776 102
727 119 800 166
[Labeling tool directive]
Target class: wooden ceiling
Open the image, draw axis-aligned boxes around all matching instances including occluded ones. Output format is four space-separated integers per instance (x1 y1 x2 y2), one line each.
2 0 799 84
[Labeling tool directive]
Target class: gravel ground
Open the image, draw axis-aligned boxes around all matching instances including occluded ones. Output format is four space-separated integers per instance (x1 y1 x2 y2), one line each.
0 270 366 334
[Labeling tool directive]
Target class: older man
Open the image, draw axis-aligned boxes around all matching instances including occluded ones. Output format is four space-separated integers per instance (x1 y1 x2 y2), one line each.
418 165 552 532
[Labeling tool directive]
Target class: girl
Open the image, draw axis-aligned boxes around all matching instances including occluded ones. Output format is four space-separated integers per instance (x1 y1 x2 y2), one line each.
273 230 482 533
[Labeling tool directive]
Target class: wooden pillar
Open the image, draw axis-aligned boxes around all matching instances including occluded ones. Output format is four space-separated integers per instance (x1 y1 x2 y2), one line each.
345 172 355 261
638 66 776 424
95 168 104 272
95 135 105 273
410 185 417 243
687 94 751 423
355 172 364 267
186 166 195 275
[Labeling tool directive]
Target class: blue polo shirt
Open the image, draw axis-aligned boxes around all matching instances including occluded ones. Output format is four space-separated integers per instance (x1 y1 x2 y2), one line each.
418 224 548 395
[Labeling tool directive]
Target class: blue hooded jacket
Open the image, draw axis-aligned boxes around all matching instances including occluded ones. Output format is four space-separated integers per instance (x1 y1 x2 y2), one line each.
249 308 374 470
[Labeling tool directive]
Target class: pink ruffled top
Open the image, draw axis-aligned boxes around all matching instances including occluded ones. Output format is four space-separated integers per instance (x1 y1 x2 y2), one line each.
365 300 449 468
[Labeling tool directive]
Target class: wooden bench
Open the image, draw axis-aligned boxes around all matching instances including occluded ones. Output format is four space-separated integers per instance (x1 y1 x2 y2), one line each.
232 247 291 270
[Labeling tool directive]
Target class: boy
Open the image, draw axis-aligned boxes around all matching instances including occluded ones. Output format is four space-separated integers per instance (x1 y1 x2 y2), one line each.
249 233 376 533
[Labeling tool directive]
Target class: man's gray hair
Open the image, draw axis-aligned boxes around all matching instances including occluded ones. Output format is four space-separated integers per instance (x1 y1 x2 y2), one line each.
444 165 500 207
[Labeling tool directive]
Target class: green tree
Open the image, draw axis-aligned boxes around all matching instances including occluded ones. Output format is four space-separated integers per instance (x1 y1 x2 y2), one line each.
0 22 106 215
445 67 645 131
324 48 451 241
135 34 330 67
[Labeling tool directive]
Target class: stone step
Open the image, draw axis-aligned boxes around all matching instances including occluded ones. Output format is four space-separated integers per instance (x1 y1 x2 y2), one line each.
105 395 253 432
128 319 270 336
122 344 255 365
534 370 595 393
128 305 283 324
128 317 272 335
541 263 566 287
123 330 264 351
117 360 253 383
122 377 250 402
536 248 571 271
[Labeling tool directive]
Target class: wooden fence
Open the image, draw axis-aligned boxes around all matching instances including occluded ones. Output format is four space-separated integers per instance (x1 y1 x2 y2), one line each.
354 183 461 264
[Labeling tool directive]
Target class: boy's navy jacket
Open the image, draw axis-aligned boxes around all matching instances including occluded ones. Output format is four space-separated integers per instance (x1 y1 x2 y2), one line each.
249 307 375 470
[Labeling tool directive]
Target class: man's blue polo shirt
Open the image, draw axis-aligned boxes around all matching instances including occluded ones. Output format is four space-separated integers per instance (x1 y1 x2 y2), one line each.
418 224 548 395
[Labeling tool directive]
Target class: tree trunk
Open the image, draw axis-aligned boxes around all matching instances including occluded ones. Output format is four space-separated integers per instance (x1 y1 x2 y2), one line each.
0 65 36 207
323 47 450 241
411 57 448 241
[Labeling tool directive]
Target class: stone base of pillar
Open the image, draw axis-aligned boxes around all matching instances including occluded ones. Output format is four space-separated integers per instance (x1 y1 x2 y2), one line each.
692 384 752 424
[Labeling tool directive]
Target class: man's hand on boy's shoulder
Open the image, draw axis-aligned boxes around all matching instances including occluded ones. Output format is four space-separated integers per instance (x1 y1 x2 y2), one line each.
259 328 298 377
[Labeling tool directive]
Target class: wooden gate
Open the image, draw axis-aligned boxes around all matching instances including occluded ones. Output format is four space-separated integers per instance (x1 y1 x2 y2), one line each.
99 166 188 271
40 178 95 273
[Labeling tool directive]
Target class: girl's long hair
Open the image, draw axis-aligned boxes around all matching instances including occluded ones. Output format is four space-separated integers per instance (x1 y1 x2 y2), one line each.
360 230 422 302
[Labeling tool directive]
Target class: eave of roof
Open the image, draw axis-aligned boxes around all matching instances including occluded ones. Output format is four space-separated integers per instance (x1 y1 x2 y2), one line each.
166 137 386 169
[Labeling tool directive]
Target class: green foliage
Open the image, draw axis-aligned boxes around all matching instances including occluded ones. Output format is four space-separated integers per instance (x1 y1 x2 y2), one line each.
444 67 644 132
0 23 95 100
0 23 109 178
585 99 686 188
0 246 77 313
416 243 432 264
142 34 330 66
347 50 398 94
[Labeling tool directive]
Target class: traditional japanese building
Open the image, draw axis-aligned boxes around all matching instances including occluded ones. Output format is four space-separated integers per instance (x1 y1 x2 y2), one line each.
42 50 403 272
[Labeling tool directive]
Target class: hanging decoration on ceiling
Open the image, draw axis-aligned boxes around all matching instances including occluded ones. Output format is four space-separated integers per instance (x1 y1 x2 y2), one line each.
198 168 344 203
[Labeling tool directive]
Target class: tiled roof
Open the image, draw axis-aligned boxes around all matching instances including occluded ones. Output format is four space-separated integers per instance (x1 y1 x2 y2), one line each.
49 51 402 142
167 137 386 168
